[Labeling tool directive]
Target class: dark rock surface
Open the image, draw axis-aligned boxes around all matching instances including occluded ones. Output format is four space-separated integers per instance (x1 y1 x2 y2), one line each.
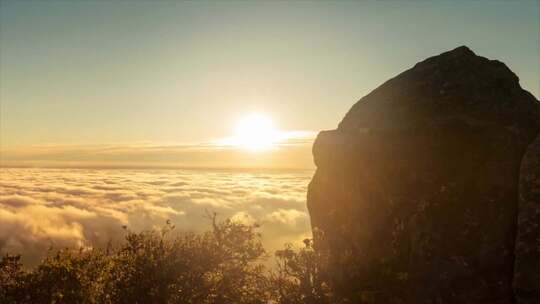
514 135 540 304
307 46 540 303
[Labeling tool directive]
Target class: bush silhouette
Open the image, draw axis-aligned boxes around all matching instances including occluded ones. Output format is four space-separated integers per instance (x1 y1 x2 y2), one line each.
0 216 337 304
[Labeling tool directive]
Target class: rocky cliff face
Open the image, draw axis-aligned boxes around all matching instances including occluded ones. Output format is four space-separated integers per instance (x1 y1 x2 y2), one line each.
307 46 540 303
514 135 540 304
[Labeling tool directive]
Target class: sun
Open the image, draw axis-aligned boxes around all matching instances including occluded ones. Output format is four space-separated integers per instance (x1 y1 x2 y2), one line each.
233 114 278 151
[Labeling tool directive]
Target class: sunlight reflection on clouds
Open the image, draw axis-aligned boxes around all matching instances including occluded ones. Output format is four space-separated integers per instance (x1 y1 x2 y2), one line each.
0 168 313 265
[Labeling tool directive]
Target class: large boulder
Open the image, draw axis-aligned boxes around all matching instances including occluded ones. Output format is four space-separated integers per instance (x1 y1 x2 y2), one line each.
514 135 540 303
307 46 540 303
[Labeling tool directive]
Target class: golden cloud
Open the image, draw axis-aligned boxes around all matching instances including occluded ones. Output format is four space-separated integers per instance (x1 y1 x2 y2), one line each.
0 168 313 265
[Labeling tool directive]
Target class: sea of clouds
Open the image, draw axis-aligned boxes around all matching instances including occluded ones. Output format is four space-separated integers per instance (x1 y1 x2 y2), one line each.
0 168 313 265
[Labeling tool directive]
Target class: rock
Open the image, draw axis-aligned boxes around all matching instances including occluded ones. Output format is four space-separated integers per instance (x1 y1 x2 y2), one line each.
514 135 540 304
307 46 540 303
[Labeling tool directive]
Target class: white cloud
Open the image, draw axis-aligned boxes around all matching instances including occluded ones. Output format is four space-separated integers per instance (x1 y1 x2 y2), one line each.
266 209 307 225
0 168 313 265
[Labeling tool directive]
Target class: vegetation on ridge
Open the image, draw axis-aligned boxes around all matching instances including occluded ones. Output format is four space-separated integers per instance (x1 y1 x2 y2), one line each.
0 215 332 304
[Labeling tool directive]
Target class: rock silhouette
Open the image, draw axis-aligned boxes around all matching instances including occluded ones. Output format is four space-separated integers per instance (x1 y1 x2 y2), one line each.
307 46 540 303
515 134 540 304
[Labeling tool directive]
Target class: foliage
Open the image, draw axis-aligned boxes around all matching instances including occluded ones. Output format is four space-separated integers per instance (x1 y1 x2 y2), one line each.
0 216 336 304
271 239 332 304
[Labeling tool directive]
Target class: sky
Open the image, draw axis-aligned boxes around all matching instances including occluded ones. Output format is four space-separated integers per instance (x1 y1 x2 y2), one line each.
1 0 539 169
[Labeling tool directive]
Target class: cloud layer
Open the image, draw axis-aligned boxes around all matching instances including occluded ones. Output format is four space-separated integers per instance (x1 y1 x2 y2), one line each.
0 168 313 265
0 134 316 170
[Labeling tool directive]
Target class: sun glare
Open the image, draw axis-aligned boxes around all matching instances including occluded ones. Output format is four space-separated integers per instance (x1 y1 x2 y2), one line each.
233 114 278 151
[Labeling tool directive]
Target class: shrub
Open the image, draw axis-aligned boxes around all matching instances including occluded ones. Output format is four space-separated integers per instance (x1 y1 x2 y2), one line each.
0 216 333 304
271 239 331 304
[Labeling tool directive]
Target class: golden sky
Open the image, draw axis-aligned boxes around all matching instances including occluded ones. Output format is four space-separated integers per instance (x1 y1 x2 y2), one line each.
1 1 539 169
